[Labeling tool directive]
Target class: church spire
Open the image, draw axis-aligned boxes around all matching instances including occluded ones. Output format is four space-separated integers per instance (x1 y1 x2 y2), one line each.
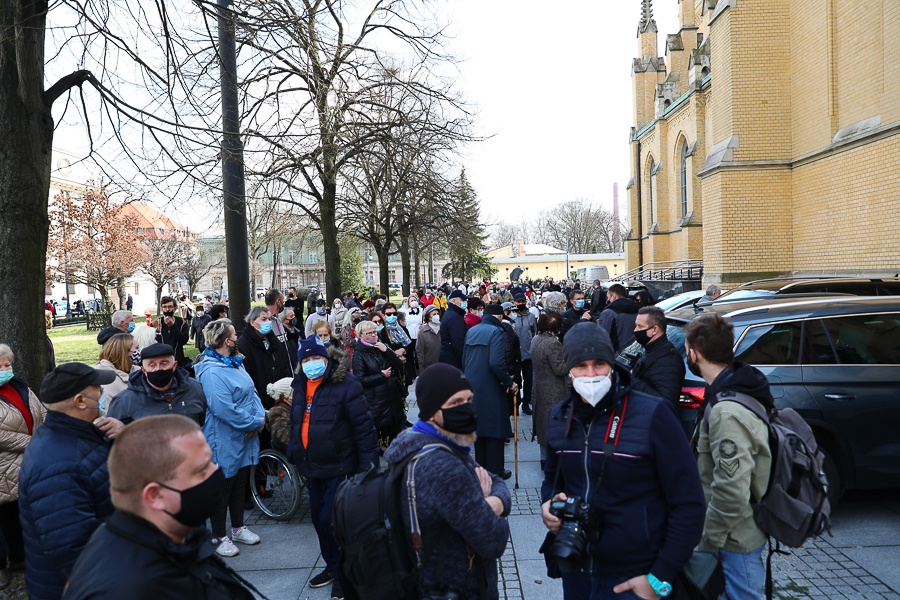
638 0 658 36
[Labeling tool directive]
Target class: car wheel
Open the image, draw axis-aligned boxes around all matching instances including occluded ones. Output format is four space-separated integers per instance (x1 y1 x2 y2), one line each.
821 448 843 509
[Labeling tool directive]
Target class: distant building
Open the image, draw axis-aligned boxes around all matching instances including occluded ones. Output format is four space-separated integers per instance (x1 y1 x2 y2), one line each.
626 0 900 285
488 244 625 282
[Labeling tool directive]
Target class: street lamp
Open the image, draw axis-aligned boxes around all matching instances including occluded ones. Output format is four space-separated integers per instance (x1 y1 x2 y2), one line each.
505 267 509 281
545 266 549 280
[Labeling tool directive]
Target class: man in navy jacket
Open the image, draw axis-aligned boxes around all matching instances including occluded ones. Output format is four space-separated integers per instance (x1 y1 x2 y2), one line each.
541 323 705 600
439 289 469 368
19 363 123 600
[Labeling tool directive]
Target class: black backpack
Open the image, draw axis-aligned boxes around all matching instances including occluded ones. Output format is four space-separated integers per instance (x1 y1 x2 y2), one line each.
333 444 451 600
703 391 832 547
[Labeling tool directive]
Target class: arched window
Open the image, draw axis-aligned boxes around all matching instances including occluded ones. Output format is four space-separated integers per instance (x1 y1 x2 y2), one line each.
645 156 656 225
680 139 690 217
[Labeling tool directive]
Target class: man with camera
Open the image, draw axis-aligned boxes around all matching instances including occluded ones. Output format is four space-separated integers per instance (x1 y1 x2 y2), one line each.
541 322 705 599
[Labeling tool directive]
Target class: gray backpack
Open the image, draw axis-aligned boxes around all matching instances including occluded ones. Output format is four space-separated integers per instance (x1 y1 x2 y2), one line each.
704 391 832 548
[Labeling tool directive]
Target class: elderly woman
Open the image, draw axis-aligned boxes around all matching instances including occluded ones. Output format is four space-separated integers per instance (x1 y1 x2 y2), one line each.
541 291 568 315
339 308 362 364
530 312 568 469
415 305 442 372
278 308 301 364
237 307 292 410
313 321 341 348
95 333 137 397
194 319 266 558
331 298 347 329
0 344 46 582
352 320 404 451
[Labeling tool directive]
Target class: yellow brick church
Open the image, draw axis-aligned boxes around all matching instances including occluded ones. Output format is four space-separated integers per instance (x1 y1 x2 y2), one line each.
625 0 900 285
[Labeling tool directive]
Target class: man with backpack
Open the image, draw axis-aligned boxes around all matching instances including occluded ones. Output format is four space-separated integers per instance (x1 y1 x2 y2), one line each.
685 314 773 600
381 363 511 599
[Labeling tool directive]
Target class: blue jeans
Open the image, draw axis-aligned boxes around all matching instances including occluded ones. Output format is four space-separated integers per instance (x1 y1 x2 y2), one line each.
307 475 346 574
561 572 642 600
701 543 765 600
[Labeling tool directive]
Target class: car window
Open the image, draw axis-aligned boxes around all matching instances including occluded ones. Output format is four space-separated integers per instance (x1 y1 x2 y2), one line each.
819 314 900 365
804 320 837 365
734 322 801 365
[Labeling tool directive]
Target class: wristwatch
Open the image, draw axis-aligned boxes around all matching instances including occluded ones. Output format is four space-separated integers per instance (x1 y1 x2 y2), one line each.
647 573 672 598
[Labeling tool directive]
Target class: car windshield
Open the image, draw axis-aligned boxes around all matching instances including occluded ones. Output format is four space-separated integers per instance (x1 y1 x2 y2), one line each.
655 292 703 312
715 289 776 301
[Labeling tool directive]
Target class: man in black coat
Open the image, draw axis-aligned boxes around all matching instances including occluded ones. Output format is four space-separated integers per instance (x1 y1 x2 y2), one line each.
191 306 212 350
439 290 469 369
157 296 191 368
598 284 640 352
560 288 593 341
630 307 686 408
63 415 256 600
589 279 607 319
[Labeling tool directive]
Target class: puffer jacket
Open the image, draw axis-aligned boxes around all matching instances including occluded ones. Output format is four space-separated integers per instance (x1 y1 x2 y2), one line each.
237 326 292 410
630 336 687 407
107 367 207 426
351 341 404 431
0 378 45 503
288 346 378 479
194 355 266 479
598 297 640 351
19 411 114 600
511 309 537 361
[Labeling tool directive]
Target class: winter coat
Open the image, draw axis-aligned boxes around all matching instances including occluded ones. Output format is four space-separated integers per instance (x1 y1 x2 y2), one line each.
598 297 640 352
305 312 335 338
332 304 348 328
158 316 190 367
560 307 591 341
511 310 537 361
351 341 405 432
96 325 127 346
542 369 706 583
383 429 511 599
19 411 114 600
288 346 379 479
63 510 255 600
630 336 686 407
697 362 774 553
194 356 265 479
439 303 468 368
0 378 45 503
433 294 448 311
416 323 441 372
237 326 293 410
191 313 212 350
500 319 521 382
93 359 130 398
268 399 292 452
404 307 423 340
462 316 514 440
529 333 568 446
340 324 358 366
589 285 607 319
464 312 482 329
107 368 207 426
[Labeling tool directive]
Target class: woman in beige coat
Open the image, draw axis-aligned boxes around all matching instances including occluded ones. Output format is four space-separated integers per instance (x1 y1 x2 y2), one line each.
94 333 136 398
0 344 46 587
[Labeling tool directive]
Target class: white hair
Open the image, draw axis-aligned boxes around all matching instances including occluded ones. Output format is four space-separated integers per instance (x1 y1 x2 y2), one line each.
111 310 132 327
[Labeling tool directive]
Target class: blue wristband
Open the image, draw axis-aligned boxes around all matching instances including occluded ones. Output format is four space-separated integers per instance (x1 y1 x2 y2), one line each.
647 573 672 597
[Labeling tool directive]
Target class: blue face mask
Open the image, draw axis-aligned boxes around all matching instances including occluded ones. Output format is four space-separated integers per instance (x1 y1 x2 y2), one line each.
302 359 327 380
459 301 468 311
385 315 398 325
0 371 13 386
84 390 109 418
259 321 273 335
317 308 326 315
376 325 385 333
575 299 585 309
126 321 136 333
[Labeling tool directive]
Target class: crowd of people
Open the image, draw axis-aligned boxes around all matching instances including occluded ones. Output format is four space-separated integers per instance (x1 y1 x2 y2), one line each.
2 276 777 599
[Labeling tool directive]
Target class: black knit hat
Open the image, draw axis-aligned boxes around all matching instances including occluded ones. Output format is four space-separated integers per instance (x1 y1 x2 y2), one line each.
415 364 472 421
448 289 466 301
563 322 615 371
484 303 503 316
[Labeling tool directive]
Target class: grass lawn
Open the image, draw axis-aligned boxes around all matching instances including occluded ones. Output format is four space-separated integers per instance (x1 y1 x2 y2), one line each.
49 325 200 366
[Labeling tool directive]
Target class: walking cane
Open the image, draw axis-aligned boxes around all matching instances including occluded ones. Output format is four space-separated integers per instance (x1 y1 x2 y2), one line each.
512 389 519 490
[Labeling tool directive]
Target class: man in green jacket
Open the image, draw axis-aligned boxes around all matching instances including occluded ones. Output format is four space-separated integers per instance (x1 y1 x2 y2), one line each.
685 314 773 600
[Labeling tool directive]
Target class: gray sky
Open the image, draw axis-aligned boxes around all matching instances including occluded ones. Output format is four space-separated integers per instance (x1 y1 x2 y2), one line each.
445 1 679 227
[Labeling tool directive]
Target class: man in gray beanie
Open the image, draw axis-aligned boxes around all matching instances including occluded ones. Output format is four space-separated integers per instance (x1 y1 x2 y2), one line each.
540 322 706 600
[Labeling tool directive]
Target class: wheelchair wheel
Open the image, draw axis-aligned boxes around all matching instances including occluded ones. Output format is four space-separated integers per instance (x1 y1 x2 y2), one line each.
250 449 304 520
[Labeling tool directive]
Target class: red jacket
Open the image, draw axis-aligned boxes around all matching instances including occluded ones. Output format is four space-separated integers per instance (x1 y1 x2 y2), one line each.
420 294 435 307
464 313 482 329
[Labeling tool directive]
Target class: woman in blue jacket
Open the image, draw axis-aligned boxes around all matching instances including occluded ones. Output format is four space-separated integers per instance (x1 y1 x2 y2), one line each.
194 319 266 558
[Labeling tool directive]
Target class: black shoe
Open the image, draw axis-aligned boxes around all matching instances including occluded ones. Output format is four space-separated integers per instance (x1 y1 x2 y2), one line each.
309 570 334 588
521 403 533 416
501 470 512 480
331 578 344 600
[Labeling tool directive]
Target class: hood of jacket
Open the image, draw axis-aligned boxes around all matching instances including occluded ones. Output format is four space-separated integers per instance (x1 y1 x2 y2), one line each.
707 361 775 411
607 297 639 315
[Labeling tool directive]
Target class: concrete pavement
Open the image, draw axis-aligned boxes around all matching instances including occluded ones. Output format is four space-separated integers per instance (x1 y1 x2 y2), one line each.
230 394 900 600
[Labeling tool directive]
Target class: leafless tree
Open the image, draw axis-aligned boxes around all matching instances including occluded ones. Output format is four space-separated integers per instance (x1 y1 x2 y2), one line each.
181 245 224 299
142 235 193 313
534 200 623 254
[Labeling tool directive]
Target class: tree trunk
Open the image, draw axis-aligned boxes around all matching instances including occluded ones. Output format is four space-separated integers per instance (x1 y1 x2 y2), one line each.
320 173 341 304
0 75 52 392
155 285 164 315
413 239 421 289
399 231 411 298
270 245 279 289
375 247 390 297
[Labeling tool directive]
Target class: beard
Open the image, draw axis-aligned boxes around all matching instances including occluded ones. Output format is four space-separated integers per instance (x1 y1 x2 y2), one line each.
434 423 477 447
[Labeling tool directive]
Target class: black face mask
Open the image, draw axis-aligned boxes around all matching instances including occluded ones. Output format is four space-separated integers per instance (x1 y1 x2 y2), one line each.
634 328 653 347
516 304 527 311
163 310 176 318
440 403 478 434
157 468 225 527
687 353 703 378
146 367 176 389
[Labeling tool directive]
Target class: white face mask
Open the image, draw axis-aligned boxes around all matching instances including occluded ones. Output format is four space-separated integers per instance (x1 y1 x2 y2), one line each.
571 375 612 407
430 314 440 325
410 301 418 308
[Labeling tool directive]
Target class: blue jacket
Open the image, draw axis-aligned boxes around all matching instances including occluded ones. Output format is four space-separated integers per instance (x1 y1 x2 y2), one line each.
541 369 705 583
107 367 207 426
463 316 514 440
194 355 266 478
439 303 468 368
288 347 379 479
18 411 114 600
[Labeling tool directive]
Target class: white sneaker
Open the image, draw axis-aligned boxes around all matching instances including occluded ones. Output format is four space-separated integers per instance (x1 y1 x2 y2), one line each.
231 526 261 545
215 537 240 557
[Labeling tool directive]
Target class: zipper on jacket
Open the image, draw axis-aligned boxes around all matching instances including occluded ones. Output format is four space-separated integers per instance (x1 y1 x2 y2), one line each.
582 418 594 574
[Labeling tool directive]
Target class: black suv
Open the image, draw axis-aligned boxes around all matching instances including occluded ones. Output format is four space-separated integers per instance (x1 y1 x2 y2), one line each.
618 295 900 505
704 277 900 304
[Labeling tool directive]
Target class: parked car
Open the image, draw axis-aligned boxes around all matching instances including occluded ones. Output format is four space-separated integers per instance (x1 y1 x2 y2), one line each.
703 277 900 305
618 295 900 506
654 290 706 312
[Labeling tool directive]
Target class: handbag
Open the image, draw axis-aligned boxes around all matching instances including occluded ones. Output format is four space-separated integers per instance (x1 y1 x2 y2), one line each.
673 550 725 600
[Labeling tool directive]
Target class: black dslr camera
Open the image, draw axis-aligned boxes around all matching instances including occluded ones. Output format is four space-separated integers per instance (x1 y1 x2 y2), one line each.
547 496 601 573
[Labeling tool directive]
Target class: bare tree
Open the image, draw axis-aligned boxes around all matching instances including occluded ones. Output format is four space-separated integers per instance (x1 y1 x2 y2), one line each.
534 200 622 254
181 245 223 299
142 235 193 313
